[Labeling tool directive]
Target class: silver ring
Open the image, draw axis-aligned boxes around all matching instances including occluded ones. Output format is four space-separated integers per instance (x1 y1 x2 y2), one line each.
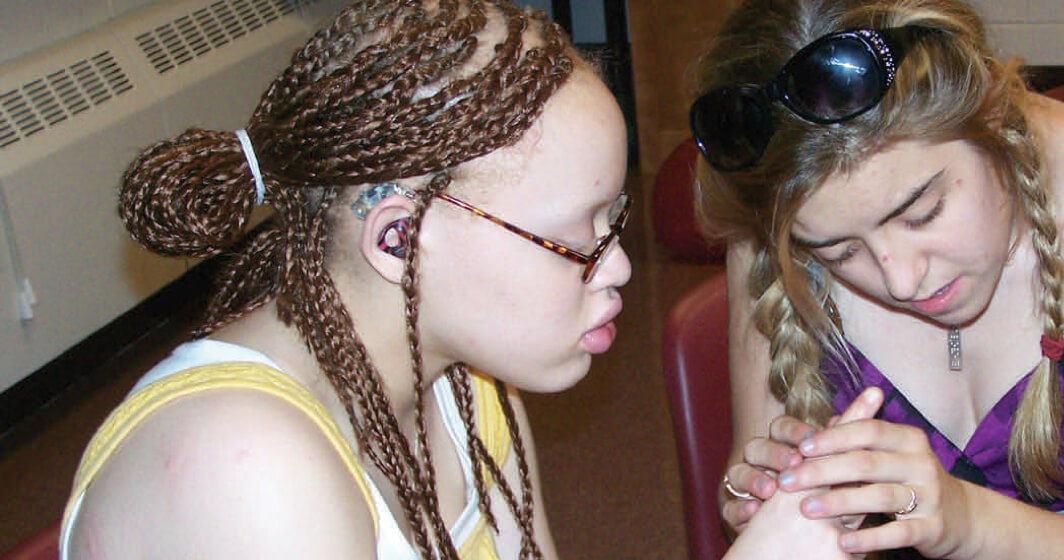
723 473 754 500
895 485 918 516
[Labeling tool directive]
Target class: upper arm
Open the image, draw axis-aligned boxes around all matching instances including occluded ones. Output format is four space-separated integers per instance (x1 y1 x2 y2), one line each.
726 240 786 463
70 389 378 559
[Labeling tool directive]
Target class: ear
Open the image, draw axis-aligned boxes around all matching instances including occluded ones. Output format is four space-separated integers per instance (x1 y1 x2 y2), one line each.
360 193 417 284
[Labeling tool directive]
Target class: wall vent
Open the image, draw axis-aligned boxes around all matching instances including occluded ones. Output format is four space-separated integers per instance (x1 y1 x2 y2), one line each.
0 51 133 150
135 0 318 74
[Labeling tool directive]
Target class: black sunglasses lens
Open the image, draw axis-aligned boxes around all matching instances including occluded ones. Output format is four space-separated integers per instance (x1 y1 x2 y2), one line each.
690 88 774 170
782 36 884 122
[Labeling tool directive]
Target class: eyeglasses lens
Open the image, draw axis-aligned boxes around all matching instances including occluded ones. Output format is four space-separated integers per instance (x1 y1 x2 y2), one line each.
782 36 883 123
690 87 775 171
583 194 631 282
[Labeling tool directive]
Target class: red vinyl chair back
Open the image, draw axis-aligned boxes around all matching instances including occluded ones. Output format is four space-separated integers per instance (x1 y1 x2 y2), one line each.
0 520 59 560
1045 84 1064 103
662 271 732 560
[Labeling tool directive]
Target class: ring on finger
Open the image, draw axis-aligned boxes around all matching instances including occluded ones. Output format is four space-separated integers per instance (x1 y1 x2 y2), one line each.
895 485 918 516
723 473 755 500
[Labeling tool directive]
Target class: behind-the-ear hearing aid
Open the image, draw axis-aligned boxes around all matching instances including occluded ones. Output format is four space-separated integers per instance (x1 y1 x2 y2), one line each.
377 217 411 259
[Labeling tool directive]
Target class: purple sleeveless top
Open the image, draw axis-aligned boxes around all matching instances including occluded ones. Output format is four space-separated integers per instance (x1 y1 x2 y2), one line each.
822 343 1064 512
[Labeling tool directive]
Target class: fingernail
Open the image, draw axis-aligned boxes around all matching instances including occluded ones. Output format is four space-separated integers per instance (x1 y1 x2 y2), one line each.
803 498 823 515
779 471 794 488
799 439 815 454
840 534 857 551
754 477 765 493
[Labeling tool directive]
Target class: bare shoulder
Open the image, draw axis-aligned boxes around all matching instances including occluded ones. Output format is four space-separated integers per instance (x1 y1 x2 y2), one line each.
69 387 377 559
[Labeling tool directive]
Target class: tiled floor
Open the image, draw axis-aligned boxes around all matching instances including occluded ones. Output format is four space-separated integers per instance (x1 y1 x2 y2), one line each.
0 172 720 559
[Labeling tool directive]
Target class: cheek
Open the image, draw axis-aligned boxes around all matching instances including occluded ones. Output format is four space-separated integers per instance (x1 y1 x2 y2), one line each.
423 234 583 325
832 266 885 297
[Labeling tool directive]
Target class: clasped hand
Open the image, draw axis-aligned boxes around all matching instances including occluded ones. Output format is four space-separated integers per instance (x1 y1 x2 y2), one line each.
723 387 969 558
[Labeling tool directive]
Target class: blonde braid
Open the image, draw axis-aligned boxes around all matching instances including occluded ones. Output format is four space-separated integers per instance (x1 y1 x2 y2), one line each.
1006 93 1064 501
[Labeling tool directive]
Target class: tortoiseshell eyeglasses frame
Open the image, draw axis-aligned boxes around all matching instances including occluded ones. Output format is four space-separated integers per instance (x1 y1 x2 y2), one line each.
435 192 631 283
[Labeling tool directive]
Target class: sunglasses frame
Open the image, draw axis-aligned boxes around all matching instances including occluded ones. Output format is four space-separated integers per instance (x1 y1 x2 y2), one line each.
689 26 929 171
435 192 631 283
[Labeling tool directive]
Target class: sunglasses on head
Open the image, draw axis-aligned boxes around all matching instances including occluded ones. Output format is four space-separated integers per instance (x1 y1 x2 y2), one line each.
689 26 931 171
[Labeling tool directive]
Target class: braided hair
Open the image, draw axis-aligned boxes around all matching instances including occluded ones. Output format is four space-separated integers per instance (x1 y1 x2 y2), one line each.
119 1 574 557
695 0 1064 500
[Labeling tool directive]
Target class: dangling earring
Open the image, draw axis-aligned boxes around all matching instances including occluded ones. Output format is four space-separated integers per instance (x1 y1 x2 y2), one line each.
377 217 411 258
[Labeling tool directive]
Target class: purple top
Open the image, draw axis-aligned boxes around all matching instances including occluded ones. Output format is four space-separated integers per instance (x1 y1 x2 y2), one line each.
822 343 1064 512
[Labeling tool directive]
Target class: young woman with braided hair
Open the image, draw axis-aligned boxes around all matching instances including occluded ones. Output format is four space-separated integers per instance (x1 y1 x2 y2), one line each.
59 1 631 558
690 0 1064 557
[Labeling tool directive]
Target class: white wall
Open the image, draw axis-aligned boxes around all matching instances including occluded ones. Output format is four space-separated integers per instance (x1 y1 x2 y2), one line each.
0 0 159 65
969 0 1064 65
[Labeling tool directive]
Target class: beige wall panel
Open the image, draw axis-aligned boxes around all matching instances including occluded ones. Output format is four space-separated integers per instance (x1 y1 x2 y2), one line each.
629 0 732 185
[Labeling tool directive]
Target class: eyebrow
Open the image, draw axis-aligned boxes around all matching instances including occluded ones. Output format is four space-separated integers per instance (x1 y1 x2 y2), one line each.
876 169 944 226
793 169 945 249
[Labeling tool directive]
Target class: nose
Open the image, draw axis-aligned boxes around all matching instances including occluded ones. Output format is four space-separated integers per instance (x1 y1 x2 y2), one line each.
872 239 926 302
592 239 632 289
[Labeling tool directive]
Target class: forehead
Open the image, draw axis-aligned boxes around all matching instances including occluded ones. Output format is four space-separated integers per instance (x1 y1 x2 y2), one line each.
791 140 952 238
456 67 627 211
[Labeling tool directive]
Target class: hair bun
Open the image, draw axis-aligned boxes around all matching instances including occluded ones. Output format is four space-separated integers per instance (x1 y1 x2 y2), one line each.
119 128 258 258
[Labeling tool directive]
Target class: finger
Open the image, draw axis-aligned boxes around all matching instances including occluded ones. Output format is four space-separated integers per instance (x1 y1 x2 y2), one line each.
836 387 884 425
779 449 915 491
800 418 924 458
744 436 803 473
769 415 819 446
721 495 761 531
839 519 923 555
798 483 919 519
728 462 778 501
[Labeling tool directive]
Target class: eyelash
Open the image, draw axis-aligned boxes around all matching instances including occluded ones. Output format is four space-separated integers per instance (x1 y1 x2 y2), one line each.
822 244 859 267
905 198 945 228
820 198 945 267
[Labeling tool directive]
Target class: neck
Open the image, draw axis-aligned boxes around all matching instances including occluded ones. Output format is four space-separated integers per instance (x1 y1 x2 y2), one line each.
211 294 449 440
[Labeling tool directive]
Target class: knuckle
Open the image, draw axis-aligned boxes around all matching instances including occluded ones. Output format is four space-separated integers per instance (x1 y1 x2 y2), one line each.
742 438 762 459
851 450 877 474
875 485 896 505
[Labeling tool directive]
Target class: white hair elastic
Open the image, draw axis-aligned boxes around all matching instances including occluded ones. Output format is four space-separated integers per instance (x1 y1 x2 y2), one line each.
235 129 265 205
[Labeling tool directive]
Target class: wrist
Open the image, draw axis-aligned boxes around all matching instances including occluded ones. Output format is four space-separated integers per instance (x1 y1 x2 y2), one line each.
943 479 981 560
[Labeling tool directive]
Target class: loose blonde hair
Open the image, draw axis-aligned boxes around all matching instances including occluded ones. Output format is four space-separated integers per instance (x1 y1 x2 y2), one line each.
695 0 1064 500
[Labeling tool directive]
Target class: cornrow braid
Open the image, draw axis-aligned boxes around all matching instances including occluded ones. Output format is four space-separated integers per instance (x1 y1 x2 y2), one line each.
120 1 574 557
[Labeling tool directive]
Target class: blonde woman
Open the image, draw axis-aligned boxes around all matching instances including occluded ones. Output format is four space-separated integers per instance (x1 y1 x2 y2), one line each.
692 0 1064 558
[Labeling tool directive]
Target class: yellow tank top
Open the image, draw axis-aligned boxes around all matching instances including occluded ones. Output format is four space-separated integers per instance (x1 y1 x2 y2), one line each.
61 361 512 559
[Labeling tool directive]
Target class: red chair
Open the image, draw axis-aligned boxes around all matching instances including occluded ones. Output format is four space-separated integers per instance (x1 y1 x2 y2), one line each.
661 271 732 560
1045 84 1064 103
0 520 59 560
651 138 726 263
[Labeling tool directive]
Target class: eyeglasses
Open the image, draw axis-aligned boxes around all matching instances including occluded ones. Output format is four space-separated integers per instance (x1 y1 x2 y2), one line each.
435 192 631 283
689 26 930 171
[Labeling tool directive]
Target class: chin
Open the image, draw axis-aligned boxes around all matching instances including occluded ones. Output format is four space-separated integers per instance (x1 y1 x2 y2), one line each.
512 358 592 394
